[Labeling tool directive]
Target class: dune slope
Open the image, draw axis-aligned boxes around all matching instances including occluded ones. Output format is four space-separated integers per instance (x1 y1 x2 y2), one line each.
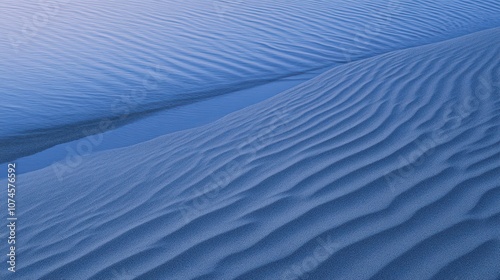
2 27 500 280
2 0 500 162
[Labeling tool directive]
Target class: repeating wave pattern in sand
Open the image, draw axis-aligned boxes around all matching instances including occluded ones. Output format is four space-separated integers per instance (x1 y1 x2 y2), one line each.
1 0 500 162
2 27 499 279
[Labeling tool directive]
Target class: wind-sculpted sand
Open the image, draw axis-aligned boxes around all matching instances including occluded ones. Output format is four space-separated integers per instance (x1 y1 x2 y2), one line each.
2 27 499 279
1 0 500 162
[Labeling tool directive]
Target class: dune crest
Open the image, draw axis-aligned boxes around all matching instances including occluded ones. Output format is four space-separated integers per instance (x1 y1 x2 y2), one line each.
2 0 500 162
2 27 499 280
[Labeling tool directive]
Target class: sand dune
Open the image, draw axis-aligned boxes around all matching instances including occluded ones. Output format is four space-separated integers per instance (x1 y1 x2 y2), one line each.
2 0 500 162
2 27 499 279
